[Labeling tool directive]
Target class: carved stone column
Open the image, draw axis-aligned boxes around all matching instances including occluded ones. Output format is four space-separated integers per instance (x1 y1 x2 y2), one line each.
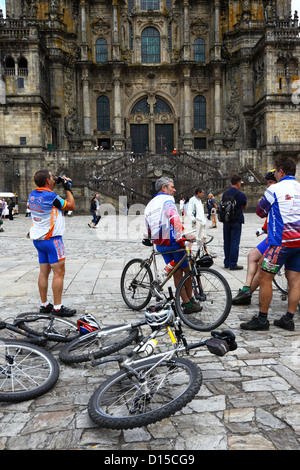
182 66 193 149
183 1 190 61
113 67 124 149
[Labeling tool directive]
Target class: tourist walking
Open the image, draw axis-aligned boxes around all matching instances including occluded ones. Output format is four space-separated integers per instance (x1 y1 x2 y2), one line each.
88 194 101 228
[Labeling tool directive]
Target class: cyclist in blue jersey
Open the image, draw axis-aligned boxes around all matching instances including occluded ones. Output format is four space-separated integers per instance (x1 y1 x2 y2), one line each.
241 158 300 331
28 169 76 317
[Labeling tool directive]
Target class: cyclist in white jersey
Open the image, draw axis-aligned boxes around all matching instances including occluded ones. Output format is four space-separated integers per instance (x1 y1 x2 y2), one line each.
28 170 76 317
241 158 300 331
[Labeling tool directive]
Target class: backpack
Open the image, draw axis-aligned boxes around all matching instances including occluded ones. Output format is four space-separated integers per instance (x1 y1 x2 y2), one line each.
217 189 239 223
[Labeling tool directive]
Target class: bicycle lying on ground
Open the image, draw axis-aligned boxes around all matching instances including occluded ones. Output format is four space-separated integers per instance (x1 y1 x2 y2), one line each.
85 291 237 429
59 283 232 366
120 235 232 331
0 313 79 402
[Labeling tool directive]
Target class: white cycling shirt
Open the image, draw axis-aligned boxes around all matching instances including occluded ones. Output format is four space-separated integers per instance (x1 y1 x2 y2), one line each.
256 175 300 247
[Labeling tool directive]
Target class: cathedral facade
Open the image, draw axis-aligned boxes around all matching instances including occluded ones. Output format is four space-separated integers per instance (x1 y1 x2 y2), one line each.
0 0 299 210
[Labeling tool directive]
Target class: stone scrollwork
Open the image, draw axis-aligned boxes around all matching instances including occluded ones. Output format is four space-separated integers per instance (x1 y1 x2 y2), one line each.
65 106 80 136
223 66 240 138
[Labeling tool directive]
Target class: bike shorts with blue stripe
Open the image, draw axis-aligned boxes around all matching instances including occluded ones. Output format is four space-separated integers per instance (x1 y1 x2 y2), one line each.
156 242 188 269
33 236 65 265
256 238 268 255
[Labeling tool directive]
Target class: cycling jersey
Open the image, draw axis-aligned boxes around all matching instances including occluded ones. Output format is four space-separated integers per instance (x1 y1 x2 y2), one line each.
256 175 300 247
28 187 67 240
145 193 184 246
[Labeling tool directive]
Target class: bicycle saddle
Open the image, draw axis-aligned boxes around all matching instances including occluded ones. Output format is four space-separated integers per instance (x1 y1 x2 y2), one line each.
142 238 153 247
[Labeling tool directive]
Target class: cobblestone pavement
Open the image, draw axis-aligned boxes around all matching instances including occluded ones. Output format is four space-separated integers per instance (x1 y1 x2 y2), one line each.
0 212 300 451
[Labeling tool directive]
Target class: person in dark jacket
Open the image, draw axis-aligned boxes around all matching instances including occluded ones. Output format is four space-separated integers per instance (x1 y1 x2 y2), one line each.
222 175 248 270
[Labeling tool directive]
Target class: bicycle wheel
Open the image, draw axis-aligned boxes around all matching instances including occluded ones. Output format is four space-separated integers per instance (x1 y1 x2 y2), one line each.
88 356 202 429
273 267 288 295
120 258 154 310
59 324 139 364
15 313 79 343
0 340 59 402
175 267 232 331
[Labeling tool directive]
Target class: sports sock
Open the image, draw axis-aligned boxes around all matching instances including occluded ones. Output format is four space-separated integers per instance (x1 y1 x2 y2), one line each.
54 304 62 311
184 301 192 307
41 301 49 307
241 286 251 292
258 311 268 323
283 312 294 322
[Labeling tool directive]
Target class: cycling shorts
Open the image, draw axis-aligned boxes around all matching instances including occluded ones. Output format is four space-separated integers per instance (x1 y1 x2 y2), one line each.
256 238 268 255
261 245 300 274
33 236 65 265
156 242 188 269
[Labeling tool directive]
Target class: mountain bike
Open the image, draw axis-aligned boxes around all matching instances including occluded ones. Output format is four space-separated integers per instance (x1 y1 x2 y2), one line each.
273 266 288 297
0 314 79 402
59 287 234 368
13 312 79 344
0 319 61 402
86 292 237 429
120 236 232 331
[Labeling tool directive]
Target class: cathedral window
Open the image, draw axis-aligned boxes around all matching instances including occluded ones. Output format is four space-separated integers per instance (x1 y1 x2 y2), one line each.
5 57 15 76
194 38 205 63
131 98 150 114
18 57 28 76
97 96 110 131
141 27 160 63
165 0 172 11
154 98 172 114
128 0 134 13
96 38 108 63
141 0 159 10
193 95 206 130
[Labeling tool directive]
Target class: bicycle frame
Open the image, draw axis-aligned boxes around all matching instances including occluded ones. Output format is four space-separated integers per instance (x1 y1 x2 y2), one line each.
144 237 208 289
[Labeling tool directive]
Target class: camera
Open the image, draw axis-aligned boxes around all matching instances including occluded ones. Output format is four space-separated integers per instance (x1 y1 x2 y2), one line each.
54 175 72 191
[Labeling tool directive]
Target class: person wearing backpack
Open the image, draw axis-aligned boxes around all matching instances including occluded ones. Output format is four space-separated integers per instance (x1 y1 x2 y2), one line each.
221 175 247 270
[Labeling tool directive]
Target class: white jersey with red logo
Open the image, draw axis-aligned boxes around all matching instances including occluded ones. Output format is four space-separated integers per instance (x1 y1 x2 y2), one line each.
256 175 300 247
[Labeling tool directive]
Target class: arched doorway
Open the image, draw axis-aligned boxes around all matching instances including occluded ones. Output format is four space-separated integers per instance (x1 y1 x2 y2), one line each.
129 96 175 153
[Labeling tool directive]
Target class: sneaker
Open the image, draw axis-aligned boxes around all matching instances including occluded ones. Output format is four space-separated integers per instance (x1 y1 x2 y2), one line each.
240 315 269 331
230 265 244 270
183 301 202 315
52 305 76 317
40 303 53 314
274 316 295 331
232 289 252 305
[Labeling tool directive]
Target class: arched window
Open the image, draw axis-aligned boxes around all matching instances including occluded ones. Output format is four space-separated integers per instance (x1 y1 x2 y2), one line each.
96 38 108 63
97 96 110 131
194 38 205 63
131 98 150 114
154 98 172 114
18 57 28 76
193 95 206 130
141 0 159 10
5 57 15 75
141 27 160 63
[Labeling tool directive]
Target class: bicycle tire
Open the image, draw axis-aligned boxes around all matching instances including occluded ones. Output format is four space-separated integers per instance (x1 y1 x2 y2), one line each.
59 324 139 364
88 356 202 429
0 339 59 402
15 313 79 343
120 258 154 310
273 267 288 295
175 267 232 331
